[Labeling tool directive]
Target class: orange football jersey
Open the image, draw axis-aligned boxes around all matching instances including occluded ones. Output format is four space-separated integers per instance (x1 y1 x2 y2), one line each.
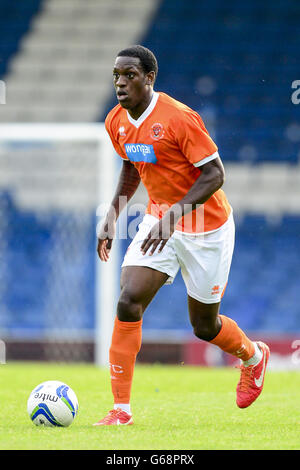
105 91 231 233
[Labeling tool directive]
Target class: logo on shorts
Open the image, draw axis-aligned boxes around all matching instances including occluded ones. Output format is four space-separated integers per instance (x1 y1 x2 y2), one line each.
150 122 164 140
211 285 220 295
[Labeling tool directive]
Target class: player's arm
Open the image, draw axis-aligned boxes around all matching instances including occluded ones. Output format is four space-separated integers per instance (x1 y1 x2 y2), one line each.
141 156 225 255
97 160 141 261
174 155 225 212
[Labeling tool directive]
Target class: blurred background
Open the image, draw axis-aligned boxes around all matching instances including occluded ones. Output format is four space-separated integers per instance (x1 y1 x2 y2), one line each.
0 0 299 368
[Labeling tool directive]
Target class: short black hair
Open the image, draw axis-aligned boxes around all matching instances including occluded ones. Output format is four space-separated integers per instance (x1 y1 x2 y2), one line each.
117 45 158 79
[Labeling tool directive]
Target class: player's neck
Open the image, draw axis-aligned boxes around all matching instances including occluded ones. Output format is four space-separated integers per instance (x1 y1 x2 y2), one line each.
127 90 154 121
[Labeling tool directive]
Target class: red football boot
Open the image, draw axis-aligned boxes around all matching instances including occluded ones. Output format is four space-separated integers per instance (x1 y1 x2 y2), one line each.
236 341 270 408
93 408 133 426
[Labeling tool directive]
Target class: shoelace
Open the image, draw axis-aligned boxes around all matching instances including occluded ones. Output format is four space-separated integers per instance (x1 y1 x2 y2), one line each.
236 364 254 392
101 409 120 424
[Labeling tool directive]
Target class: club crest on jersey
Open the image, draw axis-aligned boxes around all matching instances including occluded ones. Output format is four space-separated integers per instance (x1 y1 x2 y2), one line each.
150 122 164 140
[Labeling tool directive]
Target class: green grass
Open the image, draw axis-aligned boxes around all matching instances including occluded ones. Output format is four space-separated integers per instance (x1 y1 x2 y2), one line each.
0 361 299 450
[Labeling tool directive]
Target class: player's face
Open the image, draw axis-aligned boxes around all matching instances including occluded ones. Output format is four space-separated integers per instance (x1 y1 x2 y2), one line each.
113 56 154 116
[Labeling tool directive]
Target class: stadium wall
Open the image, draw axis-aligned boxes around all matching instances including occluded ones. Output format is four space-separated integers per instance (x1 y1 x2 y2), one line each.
3 335 299 371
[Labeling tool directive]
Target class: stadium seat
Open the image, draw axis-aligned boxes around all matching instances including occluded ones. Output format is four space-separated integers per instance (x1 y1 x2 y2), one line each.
0 0 160 123
119 0 300 164
1 194 286 336
0 0 43 78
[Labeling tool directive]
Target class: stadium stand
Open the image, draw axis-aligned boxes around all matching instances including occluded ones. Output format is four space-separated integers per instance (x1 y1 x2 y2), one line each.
0 0 43 78
0 0 299 362
0 0 160 122
137 0 300 164
1 185 300 339
125 213 300 335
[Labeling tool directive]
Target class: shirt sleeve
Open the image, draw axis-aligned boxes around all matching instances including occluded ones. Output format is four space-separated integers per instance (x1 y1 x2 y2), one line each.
173 109 218 166
105 114 129 161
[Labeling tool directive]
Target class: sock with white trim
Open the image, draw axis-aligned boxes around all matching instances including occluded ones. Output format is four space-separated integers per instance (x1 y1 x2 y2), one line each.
114 403 131 414
242 342 263 367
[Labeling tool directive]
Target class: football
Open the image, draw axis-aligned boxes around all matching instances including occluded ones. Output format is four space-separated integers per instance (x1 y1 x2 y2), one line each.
27 380 78 427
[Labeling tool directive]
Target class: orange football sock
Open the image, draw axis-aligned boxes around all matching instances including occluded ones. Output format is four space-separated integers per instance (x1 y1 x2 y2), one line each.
109 317 143 404
209 314 255 361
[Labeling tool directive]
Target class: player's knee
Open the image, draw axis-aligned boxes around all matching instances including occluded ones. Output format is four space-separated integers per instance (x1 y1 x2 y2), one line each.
117 292 143 322
192 319 220 342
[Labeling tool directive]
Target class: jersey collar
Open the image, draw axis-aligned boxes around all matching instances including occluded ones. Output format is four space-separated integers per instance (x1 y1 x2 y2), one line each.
126 91 159 128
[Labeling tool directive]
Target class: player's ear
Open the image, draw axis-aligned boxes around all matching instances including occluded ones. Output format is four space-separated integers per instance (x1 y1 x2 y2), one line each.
146 71 155 86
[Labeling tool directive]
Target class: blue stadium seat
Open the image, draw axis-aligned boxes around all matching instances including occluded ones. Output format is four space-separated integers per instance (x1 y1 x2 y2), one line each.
121 213 300 334
0 0 43 78
1 190 300 336
102 0 300 163
0 192 96 336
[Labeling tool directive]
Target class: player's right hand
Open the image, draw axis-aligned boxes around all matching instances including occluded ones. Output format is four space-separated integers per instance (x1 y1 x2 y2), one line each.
97 218 116 262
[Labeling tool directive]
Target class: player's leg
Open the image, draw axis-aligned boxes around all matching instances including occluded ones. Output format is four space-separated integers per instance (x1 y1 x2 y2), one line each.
188 296 221 341
176 213 269 408
93 214 180 425
117 265 169 322
111 265 169 406
188 296 270 408
93 265 169 426
188 296 259 361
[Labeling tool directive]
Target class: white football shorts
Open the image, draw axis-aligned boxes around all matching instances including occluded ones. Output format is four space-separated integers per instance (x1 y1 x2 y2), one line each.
121 212 235 304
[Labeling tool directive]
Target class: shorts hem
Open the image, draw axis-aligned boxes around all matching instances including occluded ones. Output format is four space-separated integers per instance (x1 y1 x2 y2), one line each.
187 290 221 304
121 261 175 284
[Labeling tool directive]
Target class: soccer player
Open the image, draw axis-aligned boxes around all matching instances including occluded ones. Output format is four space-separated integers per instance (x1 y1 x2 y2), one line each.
94 45 270 426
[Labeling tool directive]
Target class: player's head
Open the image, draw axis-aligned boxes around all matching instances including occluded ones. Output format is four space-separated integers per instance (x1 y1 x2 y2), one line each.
117 45 158 79
113 45 158 111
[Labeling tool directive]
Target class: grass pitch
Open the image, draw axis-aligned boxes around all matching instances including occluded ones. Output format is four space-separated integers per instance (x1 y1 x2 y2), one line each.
0 361 299 450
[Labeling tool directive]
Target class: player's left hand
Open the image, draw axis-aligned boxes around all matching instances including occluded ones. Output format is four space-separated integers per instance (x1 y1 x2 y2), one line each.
140 214 176 256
